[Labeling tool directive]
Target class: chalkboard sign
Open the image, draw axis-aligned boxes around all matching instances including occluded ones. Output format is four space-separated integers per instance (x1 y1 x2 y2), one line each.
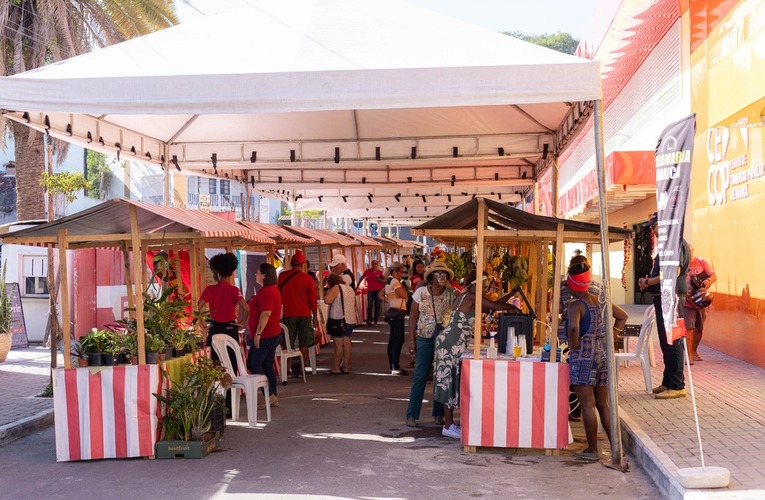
6 283 28 349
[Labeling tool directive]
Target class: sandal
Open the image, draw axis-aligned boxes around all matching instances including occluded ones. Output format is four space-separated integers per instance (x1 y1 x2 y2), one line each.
325 370 342 376
574 450 599 461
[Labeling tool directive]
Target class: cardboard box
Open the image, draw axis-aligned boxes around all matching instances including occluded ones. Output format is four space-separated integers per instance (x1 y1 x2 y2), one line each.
155 432 220 459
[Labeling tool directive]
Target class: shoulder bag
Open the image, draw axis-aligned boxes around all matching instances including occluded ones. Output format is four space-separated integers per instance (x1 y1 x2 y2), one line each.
326 286 347 336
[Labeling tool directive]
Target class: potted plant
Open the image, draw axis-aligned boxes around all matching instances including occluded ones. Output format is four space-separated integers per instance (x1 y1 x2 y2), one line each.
154 357 227 458
102 330 121 366
72 340 90 367
122 333 138 365
171 328 190 358
0 262 12 363
80 328 108 366
145 333 165 364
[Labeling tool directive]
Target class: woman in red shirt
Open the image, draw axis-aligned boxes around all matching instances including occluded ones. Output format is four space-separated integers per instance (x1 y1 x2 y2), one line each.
200 253 249 367
247 263 283 408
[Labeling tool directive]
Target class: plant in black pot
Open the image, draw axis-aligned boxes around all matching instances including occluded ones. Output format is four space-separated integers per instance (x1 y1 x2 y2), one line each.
102 330 121 366
80 328 109 366
145 333 166 364
171 328 191 358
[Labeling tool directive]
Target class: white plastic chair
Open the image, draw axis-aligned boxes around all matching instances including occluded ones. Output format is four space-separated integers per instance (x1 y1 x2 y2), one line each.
614 306 655 394
277 323 306 385
211 334 271 425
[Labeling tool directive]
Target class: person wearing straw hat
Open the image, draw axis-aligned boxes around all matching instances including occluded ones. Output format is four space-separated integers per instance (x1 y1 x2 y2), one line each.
405 261 455 427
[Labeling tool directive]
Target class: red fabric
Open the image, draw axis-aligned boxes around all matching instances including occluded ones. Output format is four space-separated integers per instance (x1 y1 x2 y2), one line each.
361 268 384 292
248 285 282 339
566 270 591 292
671 318 687 342
410 273 424 291
278 268 317 317
200 280 243 322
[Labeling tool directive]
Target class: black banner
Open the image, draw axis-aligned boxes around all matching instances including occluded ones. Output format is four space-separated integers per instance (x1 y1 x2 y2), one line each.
654 114 695 342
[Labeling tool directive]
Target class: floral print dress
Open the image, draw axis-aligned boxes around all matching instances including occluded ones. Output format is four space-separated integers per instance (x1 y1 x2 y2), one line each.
433 294 473 407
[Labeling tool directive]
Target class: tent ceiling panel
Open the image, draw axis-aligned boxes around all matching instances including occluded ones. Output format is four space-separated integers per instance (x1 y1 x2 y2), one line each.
0 0 601 223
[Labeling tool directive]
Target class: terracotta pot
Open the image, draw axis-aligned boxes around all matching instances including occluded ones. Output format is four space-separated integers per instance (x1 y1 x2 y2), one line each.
77 357 90 367
0 333 10 363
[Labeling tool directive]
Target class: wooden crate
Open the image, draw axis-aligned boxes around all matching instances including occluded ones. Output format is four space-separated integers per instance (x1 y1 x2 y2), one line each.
155 432 220 459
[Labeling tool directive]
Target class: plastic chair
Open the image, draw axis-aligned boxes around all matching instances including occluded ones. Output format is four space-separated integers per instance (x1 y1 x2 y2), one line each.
614 306 655 394
211 334 271 425
277 323 306 385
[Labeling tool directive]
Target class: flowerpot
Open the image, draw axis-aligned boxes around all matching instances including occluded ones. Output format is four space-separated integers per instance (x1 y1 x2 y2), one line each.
146 351 160 364
0 333 10 363
103 353 116 366
130 356 138 365
88 352 104 366
159 352 167 362
173 347 186 358
77 357 90 367
164 346 174 359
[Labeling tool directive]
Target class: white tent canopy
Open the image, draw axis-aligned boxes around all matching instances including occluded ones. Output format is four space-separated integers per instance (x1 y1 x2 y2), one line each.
0 0 600 221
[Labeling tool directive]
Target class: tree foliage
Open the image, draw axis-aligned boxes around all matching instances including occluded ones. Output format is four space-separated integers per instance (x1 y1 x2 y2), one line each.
85 149 117 199
39 171 91 205
504 30 580 55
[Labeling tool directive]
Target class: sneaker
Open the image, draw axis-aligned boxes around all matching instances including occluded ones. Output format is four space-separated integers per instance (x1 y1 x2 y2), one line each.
434 416 445 426
391 369 409 376
655 388 686 399
257 397 267 410
406 418 418 428
652 385 668 394
441 423 461 439
269 394 280 407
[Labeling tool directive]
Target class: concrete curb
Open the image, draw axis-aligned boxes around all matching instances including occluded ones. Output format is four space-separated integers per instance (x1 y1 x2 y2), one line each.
620 406 686 500
0 408 54 447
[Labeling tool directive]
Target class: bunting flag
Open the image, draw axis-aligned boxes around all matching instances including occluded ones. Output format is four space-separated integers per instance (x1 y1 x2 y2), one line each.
654 113 695 342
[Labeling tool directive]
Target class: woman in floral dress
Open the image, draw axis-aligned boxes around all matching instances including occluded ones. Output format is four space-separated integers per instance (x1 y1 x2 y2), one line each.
433 271 520 439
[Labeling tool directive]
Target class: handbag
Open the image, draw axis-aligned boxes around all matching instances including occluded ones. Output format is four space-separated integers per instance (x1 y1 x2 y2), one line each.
384 307 406 323
326 286 347 336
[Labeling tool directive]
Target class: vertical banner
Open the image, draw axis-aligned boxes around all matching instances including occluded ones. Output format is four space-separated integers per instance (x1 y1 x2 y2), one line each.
654 114 695 342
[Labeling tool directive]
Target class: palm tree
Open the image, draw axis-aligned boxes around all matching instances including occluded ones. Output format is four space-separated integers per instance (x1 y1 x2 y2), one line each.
0 1 180 220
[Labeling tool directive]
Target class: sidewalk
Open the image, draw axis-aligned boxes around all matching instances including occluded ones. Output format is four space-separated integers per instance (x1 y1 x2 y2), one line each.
0 347 58 445
1 312 764 498
618 304 765 499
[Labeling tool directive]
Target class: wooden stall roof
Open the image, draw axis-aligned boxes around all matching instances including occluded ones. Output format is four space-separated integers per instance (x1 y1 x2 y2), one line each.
0 198 277 248
284 227 360 247
338 232 383 248
411 198 631 243
378 236 426 249
238 221 316 245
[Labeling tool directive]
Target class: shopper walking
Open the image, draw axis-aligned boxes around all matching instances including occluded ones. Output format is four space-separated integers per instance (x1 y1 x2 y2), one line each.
383 262 409 375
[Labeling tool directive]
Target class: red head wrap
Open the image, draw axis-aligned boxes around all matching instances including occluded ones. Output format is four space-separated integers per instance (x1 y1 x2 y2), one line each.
566 270 591 293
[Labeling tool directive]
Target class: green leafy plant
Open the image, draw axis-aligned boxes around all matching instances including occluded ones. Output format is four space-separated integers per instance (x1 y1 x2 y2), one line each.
0 261 11 335
145 333 166 353
154 358 227 441
79 328 110 354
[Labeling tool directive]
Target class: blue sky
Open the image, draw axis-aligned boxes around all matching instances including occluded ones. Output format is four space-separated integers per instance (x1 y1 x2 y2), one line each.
178 0 613 39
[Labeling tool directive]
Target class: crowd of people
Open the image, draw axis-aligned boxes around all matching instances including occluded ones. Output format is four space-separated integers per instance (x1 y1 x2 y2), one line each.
199 224 710 463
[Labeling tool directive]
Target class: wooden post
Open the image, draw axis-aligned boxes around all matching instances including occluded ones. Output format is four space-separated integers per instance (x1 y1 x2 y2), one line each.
57 230 71 369
129 205 146 365
473 199 487 359
121 242 135 320
548 223 565 359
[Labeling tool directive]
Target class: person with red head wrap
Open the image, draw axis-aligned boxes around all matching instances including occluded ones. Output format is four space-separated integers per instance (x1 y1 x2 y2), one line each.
566 261 628 461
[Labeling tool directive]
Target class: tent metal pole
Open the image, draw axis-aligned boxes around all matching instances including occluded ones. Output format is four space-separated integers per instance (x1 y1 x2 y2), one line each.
593 99 625 470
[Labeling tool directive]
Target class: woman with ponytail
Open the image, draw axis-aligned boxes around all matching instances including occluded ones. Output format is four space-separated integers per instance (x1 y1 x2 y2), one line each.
566 261 628 461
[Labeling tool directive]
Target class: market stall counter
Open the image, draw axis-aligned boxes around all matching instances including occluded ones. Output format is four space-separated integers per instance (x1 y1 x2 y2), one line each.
52 350 205 462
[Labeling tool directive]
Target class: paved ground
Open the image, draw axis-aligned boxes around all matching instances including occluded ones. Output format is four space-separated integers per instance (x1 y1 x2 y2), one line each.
0 306 761 499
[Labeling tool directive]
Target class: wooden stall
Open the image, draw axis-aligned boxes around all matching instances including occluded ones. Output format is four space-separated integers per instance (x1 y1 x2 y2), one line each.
412 198 630 452
0 199 276 461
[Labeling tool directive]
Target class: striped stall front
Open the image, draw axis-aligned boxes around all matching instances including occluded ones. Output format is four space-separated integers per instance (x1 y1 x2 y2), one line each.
460 359 571 449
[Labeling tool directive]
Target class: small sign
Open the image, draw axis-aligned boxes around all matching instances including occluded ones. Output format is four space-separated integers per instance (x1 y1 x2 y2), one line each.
6 283 28 349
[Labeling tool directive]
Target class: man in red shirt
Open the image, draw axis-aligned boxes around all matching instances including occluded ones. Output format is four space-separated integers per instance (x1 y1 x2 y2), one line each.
278 250 319 368
360 260 384 325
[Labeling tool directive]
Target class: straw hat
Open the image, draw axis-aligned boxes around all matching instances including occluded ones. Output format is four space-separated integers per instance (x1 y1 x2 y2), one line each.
423 261 454 281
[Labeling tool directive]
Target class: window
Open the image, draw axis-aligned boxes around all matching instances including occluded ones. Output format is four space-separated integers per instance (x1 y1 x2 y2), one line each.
23 255 49 296
208 179 217 195
220 179 231 195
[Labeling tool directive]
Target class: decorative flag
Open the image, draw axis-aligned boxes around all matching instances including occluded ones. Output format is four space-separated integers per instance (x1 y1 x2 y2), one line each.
654 114 696 342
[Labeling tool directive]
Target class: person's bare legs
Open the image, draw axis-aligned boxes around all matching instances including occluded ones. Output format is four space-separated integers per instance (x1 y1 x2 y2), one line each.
690 328 703 360
342 337 352 372
594 385 612 447
331 340 344 372
300 346 310 367
443 406 455 429
573 385 598 453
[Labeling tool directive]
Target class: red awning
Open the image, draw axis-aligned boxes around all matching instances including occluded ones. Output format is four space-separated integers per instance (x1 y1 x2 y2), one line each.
559 151 655 216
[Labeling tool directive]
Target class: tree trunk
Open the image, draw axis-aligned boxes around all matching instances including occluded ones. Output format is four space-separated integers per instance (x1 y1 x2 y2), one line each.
12 122 46 221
